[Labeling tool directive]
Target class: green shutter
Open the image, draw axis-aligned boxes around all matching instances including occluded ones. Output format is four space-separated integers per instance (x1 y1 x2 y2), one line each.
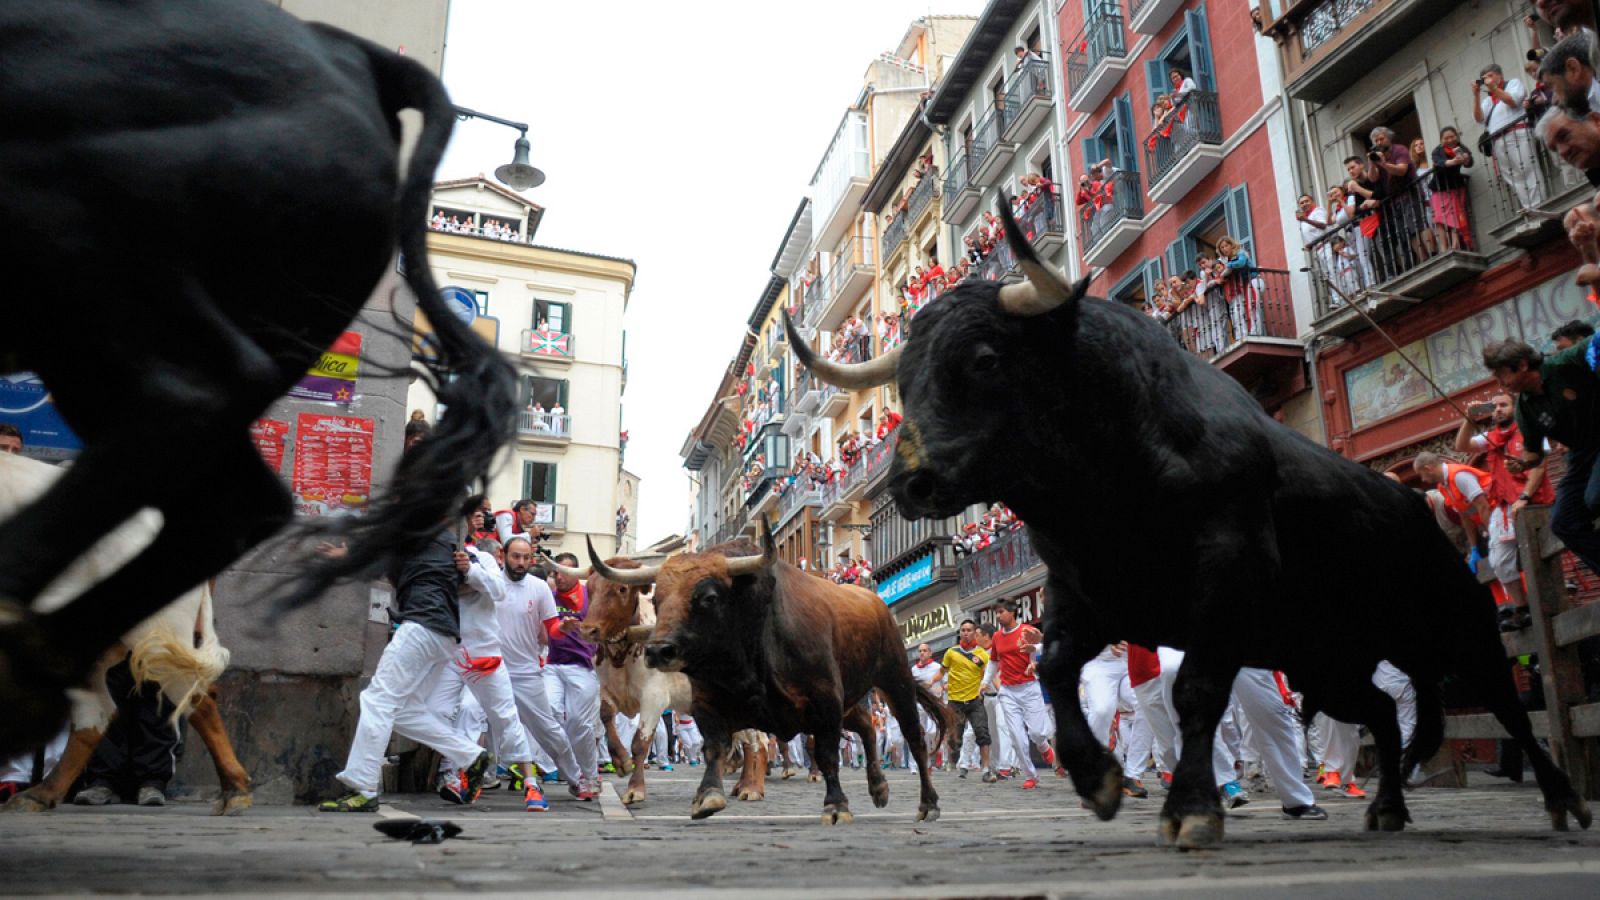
1226 184 1255 260
544 463 559 503
521 460 533 501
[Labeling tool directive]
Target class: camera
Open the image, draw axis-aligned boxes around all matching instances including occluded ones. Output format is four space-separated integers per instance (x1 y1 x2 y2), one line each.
1368 147 1383 161
1468 400 1496 420
1474 78 1485 88
1528 48 1546 63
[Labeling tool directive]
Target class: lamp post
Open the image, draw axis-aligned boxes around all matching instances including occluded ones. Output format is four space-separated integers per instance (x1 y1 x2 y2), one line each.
451 105 545 191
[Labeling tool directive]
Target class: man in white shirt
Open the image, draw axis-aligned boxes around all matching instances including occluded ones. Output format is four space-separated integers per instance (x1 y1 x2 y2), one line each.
495 536 585 795
910 643 944 763
1476 63 1545 208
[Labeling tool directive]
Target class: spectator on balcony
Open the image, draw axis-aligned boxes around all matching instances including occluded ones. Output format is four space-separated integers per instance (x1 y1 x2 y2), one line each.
1294 192 1334 280
1217 236 1262 339
1408 138 1441 260
1343 156 1385 283
549 401 566 434
1365 126 1425 274
1429 127 1475 252
1475 64 1546 210
1539 33 1600 117
1539 106 1600 186
1148 94 1183 154
1167 67 1198 111
1329 235 1362 299
982 210 1004 244
1013 44 1045 72
1075 174 1098 225
1535 0 1597 40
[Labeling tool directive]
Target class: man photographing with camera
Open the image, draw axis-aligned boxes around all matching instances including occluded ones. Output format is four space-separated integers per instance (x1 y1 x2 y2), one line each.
1475 62 1546 209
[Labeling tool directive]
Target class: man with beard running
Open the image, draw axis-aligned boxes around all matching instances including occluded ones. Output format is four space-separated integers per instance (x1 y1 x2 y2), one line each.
496 536 588 801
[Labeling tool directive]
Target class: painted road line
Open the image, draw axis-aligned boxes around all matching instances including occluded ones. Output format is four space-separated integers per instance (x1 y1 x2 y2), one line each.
600 781 633 821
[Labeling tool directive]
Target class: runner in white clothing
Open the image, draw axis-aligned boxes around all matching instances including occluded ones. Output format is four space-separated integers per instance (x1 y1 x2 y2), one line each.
495 536 585 793
910 643 944 764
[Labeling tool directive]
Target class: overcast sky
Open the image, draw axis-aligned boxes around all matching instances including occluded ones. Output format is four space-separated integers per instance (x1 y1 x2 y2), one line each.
434 0 985 546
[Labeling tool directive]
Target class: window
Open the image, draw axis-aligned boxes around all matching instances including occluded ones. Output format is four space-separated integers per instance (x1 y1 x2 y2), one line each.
1164 185 1255 276
473 290 489 316
521 375 567 410
521 460 557 502
1144 8 1216 110
1022 25 1041 53
1084 94 1139 174
534 299 570 334
1348 102 1420 163
1109 259 1162 310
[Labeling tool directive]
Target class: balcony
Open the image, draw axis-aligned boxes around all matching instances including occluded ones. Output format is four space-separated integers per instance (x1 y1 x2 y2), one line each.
811 110 871 249
743 472 780 516
1015 192 1066 258
806 237 876 333
1161 268 1304 386
1079 169 1144 268
942 151 982 223
1271 0 1462 104
1307 176 1487 336
776 481 824 528
1482 115 1593 250
792 369 823 416
972 231 1019 283
906 166 939 226
1066 6 1130 114
767 316 789 363
883 213 910 262
957 525 1042 599
1144 92 1224 206
819 474 853 521
523 501 568 533
1129 0 1184 34
862 427 901 499
520 328 574 363
969 107 1016 187
1002 58 1053 144
516 410 571 445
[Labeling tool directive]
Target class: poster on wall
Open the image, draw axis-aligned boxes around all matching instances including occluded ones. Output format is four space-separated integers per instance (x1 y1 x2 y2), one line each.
291 413 374 517
0 373 82 462
1345 340 1434 431
288 331 362 405
251 418 289 475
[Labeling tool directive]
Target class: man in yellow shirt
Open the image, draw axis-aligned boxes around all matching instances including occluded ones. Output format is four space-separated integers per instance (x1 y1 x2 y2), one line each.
939 619 997 782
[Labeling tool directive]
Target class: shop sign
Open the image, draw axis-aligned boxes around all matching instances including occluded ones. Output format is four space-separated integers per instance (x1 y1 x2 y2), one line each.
974 586 1045 630
1345 274 1598 431
900 603 956 644
878 552 935 606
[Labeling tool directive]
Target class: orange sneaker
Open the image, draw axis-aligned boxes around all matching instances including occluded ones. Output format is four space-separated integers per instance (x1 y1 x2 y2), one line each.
1338 781 1366 799
1021 777 1038 790
1321 770 1342 790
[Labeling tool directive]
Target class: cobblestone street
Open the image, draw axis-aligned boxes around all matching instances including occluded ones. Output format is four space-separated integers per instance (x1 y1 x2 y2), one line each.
2 767 1596 897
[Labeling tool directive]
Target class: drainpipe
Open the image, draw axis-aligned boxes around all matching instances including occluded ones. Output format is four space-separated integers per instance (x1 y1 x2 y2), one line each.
1041 0 1079 279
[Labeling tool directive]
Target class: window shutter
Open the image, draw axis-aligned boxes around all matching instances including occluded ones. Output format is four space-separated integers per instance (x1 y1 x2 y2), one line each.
558 379 569 409
1114 95 1139 172
1165 237 1194 277
1142 259 1164 297
1186 7 1215 92
521 461 533 501
544 464 559 504
1145 60 1168 113
555 301 571 335
1083 137 1101 172
1226 184 1256 260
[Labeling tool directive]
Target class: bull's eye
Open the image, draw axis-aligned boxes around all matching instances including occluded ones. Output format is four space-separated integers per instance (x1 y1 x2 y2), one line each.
971 348 1000 374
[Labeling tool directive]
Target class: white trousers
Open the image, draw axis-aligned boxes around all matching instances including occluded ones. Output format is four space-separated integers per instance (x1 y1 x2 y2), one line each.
1133 678 1180 773
1115 675 1154 775
428 661 533 765
1497 127 1546 210
986 693 1016 771
1081 652 1126 748
1373 661 1417 747
337 622 485 794
506 664 582 781
546 664 601 784
1229 668 1316 809
652 715 670 761
787 734 810 769
615 713 639 752
675 719 702 760
997 681 1054 779
1157 647 1236 786
1316 712 1360 777
0 726 68 783
1488 506 1521 590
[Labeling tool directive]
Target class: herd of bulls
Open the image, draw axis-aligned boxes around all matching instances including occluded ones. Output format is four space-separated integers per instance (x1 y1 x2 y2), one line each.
0 0 1592 852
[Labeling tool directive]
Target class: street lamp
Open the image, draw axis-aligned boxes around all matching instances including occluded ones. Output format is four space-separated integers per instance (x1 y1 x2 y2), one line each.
452 105 545 191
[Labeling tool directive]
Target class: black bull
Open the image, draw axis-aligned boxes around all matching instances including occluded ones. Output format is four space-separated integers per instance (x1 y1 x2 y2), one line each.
788 197 1592 847
0 0 516 757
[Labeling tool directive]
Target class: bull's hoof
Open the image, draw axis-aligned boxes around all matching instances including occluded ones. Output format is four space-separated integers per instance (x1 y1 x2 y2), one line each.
1364 802 1410 832
1549 794 1593 832
820 804 853 826
1158 812 1180 847
735 787 764 802
806 770 822 783
690 789 727 820
212 790 252 817
1175 813 1225 850
916 804 940 823
869 779 890 809
621 786 647 806
781 767 799 780
1 789 53 813
1084 759 1124 821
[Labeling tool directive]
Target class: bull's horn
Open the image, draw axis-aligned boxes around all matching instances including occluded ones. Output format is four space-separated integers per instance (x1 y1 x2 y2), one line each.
586 536 660 586
624 624 655 643
725 518 774 577
543 557 592 580
784 308 901 389
994 193 1089 317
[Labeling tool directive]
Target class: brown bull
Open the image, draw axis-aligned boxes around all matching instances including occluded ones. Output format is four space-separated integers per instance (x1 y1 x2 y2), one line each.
555 554 776 805
588 525 947 825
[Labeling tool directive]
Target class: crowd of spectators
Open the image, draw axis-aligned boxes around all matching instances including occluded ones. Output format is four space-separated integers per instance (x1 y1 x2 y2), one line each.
952 503 1023 556
429 211 522 242
822 556 874 586
1138 235 1263 354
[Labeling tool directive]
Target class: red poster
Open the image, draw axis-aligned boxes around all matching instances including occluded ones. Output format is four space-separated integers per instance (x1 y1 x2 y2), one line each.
251 418 289 475
292 413 374 517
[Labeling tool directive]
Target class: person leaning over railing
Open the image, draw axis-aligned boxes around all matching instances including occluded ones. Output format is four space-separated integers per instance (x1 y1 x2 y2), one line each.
1476 63 1546 210
1428 126 1475 251
1217 236 1262 340
1342 155 1386 279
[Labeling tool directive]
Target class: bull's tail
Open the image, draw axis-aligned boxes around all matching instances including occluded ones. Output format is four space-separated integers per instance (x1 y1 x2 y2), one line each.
129 585 229 722
1403 675 1445 777
283 36 518 604
913 681 951 754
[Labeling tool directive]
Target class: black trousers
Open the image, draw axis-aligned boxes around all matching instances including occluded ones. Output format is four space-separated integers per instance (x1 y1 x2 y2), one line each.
83 657 179 795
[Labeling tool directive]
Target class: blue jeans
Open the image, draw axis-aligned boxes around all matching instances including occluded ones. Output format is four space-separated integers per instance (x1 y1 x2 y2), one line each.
1550 446 1600 579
